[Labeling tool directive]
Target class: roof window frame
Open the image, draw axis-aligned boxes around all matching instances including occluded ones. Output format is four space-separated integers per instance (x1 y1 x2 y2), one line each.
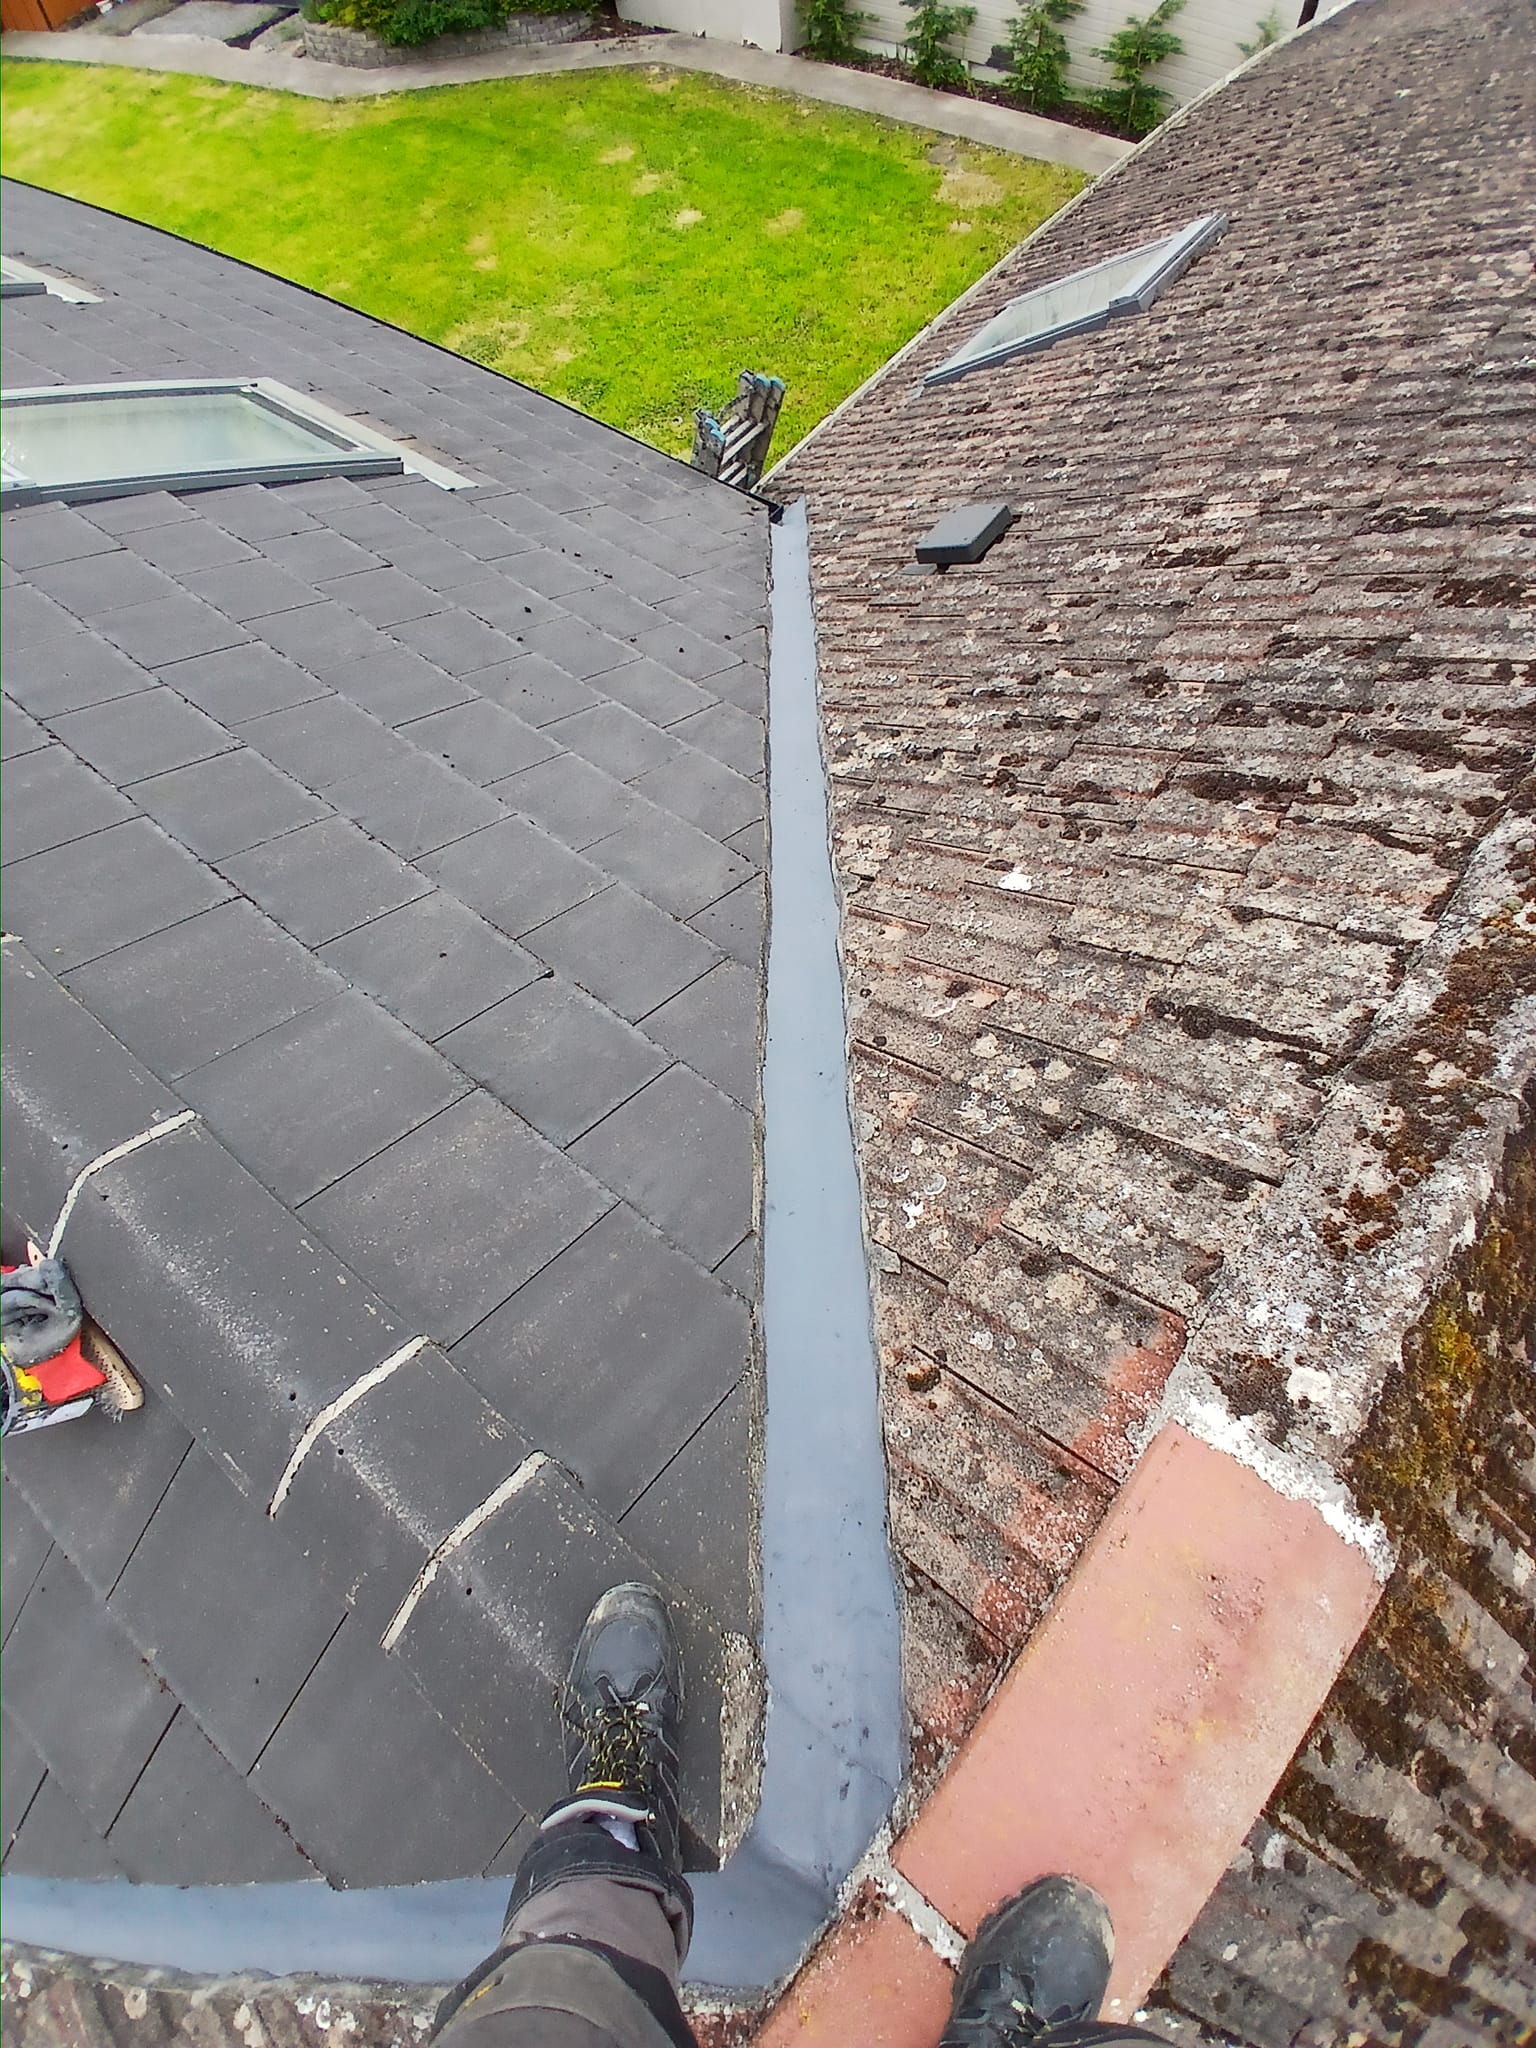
0 377 473 508
924 213 1228 387
1 256 101 304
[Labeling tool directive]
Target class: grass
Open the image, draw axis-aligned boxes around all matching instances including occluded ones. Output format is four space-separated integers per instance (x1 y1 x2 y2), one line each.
0 59 1083 456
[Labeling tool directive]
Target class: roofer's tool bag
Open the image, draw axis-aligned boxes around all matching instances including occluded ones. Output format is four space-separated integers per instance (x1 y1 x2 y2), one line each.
1 1254 143 1437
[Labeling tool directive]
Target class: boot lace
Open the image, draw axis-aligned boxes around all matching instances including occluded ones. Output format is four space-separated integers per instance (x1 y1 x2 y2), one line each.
579 1679 657 1795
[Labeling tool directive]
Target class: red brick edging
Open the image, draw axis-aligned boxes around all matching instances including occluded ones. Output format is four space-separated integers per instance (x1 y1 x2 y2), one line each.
756 1424 1382 2041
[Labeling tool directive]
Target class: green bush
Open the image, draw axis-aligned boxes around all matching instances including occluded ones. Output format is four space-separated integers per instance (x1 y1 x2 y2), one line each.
798 0 872 62
901 0 976 90
1091 0 1183 135
313 0 580 44
1000 0 1082 110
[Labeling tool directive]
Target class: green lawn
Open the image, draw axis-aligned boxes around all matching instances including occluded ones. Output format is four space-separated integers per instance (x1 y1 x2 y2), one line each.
0 59 1082 456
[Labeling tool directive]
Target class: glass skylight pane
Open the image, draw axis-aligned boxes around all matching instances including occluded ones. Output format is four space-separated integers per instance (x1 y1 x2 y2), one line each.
3 389 349 489
926 215 1226 386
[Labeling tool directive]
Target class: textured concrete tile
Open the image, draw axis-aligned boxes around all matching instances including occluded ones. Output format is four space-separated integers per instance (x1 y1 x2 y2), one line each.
418 815 607 940
632 622 740 681
631 746 765 839
301 1092 613 1347
95 593 251 668
107 1711 316 1883
249 1617 517 1884
126 519 258 576
666 699 765 779
1 818 233 970
3 1551 178 1831
319 891 542 1042
0 506 120 573
596 655 715 729
178 990 466 1205
64 899 342 1081
0 745 136 865
325 645 474 726
569 1065 752 1270
131 748 330 860
1 696 49 760
179 558 323 623
315 565 450 628
639 960 761 1108
221 815 430 946
29 550 173 619
109 1448 345 1773
1 1475 52 1648
1 1709 47 1858
519 615 636 682
439 975 666 1145
472 652 602 728
390 608 522 676
522 883 719 1021
53 685 235 788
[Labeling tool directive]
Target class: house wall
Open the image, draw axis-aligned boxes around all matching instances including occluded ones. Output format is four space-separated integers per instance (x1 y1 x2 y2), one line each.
615 0 1311 94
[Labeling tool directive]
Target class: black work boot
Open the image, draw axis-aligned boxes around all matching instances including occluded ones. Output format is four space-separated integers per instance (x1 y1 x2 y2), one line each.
939 1877 1164 2046
502 1584 692 1938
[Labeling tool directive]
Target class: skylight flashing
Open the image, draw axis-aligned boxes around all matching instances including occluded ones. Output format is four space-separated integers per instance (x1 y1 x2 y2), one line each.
924 213 1228 387
1 256 101 304
0 378 474 507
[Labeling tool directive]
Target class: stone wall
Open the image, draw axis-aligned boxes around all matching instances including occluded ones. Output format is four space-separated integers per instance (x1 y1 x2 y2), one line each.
302 9 590 65
1145 1094 1536 2045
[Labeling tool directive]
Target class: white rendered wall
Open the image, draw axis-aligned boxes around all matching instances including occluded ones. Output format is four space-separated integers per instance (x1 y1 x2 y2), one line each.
615 0 1321 94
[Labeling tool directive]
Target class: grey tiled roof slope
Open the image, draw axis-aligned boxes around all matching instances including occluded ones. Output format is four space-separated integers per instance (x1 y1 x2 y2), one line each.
770 0 1534 1775
0 181 770 1885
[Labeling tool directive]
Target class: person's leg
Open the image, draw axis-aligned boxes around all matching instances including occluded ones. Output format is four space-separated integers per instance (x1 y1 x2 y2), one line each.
432 1585 696 2048
938 1877 1172 2048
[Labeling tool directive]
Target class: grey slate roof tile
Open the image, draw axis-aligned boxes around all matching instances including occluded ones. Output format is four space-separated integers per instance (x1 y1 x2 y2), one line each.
417 814 608 938
158 642 326 724
523 882 721 1020
453 1203 748 1514
667 699 765 779
0 745 137 865
0 505 120 572
620 1383 755 1619
0 583 85 652
131 747 331 861
1 1477 52 1649
29 551 177 619
2 1551 178 1832
1 1709 48 1859
326 751 506 860
686 875 767 967
1 180 769 1887
301 1091 614 1348
0 696 49 760
249 1617 520 1885
639 960 762 1109
318 892 543 1042
219 814 430 945
176 558 324 622
108 1447 346 1773
438 975 667 1147
313 565 450 627
568 1065 752 1271
52 685 235 788
545 700 685 782
1 1397 193 1602
401 698 558 784
62 901 342 1082
630 745 765 838
234 692 412 788
6 1776 128 1880
106 1711 317 1883
2 817 235 971
472 650 603 728
3 632 158 722
179 989 467 1205
492 749 644 851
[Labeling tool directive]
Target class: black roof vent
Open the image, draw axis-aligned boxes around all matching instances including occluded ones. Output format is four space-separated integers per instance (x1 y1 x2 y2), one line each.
915 502 1014 567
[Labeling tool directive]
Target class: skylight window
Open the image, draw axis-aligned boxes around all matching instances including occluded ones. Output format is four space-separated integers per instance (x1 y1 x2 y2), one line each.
0 379 472 508
1 256 100 303
924 214 1227 387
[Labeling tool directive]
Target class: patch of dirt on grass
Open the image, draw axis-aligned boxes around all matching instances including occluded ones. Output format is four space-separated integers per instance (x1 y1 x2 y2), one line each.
765 206 804 235
938 165 1005 208
672 206 704 228
445 313 531 366
948 219 975 234
599 143 635 162
645 70 677 91
632 171 663 195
